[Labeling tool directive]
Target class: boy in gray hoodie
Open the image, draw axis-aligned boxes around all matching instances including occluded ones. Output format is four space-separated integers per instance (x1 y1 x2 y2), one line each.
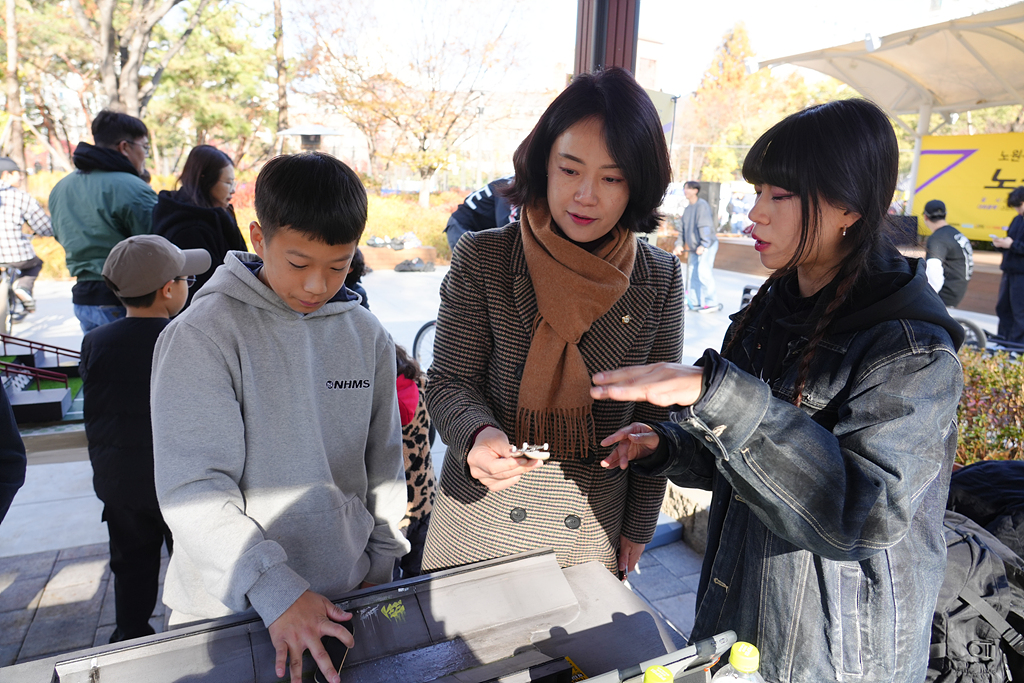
151 153 408 683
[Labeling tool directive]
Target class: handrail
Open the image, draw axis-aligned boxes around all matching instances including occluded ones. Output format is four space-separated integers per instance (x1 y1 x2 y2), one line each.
0 334 80 368
0 361 70 392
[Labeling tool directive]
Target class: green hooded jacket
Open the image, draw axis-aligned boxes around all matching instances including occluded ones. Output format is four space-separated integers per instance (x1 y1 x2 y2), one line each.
48 143 157 281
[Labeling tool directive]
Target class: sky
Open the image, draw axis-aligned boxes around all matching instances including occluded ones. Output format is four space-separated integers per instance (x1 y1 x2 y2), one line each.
638 0 1021 96
241 0 1021 98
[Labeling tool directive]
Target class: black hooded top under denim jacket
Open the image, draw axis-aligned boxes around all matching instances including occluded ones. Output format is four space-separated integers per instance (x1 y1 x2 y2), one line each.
636 250 964 683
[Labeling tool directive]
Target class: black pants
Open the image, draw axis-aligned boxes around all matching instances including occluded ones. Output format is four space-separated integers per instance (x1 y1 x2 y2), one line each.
2 256 42 296
997 271 1024 343
394 513 431 580
102 503 173 642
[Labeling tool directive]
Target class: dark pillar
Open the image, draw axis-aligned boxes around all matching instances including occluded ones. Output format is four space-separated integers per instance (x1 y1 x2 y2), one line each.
574 0 640 76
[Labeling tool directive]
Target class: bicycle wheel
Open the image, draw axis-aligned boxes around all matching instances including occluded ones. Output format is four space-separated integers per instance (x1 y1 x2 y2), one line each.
956 317 987 349
413 320 437 372
0 273 12 335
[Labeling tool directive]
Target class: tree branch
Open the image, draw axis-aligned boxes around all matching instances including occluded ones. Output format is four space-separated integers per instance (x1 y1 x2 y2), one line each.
142 0 185 33
68 0 96 37
137 0 212 111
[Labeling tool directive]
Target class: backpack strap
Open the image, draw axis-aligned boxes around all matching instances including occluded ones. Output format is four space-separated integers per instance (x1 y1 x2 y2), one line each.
959 588 1024 656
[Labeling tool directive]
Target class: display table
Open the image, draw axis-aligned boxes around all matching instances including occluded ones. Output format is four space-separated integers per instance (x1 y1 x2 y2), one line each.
0 549 704 683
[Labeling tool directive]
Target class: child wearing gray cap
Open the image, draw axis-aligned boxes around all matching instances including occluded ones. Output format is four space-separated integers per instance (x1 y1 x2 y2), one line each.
79 234 210 642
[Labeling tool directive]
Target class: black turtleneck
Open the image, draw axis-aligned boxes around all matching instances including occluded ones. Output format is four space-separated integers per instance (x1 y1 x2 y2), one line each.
550 221 617 253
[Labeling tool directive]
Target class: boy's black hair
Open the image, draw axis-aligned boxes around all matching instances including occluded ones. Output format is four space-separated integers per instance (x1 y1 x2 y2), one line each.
254 152 368 245
92 110 149 149
103 275 157 308
505 67 671 233
684 181 701 192
1008 186 1024 208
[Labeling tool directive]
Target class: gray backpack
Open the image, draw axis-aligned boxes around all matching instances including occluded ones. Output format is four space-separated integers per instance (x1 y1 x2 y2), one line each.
927 511 1024 682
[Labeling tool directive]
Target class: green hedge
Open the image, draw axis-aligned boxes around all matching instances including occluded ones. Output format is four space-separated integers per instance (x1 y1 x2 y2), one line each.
958 346 1024 464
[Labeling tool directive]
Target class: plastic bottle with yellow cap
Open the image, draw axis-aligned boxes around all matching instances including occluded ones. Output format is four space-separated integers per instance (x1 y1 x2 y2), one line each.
643 664 674 682
709 642 766 682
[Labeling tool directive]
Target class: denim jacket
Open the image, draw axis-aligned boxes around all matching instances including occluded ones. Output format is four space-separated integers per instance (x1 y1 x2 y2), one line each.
638 257 963 683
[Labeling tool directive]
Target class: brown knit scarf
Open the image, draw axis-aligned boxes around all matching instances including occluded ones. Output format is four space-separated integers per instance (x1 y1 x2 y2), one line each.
516 203 636 459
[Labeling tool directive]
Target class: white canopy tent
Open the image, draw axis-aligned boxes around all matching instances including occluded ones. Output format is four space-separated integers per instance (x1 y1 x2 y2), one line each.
756 2 1024 208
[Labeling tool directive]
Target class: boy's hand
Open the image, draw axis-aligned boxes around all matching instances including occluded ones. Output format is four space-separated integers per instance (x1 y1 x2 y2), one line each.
467 426 543 491
268 590 353 683
599 423 660 470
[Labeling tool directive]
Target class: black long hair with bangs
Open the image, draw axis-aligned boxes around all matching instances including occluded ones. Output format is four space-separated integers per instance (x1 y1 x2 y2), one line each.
178 145 233 208
727 98 900 405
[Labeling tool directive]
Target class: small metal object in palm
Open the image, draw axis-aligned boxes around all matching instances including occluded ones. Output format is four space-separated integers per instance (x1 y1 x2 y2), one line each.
511 442 550 460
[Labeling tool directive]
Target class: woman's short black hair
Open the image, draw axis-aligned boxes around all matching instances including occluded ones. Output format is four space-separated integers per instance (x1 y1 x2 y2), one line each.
254 152 368 246
506 67 671 233
742 98 899 272
179 145 233 208
1008 186 1024 208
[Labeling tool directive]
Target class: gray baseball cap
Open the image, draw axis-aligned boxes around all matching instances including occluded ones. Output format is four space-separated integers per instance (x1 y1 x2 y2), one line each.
102 235 211 298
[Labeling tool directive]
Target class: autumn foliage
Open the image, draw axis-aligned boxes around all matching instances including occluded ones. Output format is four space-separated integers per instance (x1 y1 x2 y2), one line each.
957 346 1024 464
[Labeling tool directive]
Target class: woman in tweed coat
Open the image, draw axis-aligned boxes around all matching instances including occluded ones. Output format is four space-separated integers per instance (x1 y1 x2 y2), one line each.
421 67 683 576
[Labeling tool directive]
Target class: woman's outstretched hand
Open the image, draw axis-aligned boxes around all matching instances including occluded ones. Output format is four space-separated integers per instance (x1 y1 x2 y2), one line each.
467 426 544 491
591 363 704 407
600 422 660 469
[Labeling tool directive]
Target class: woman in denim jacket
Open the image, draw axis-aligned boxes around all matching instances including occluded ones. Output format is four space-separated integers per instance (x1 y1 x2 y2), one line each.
591 99 965 683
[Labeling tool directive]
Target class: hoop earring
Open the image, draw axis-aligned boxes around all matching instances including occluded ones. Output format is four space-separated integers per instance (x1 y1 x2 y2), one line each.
842 227 847 237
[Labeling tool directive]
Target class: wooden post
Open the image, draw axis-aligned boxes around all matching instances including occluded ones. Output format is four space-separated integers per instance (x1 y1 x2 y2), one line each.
574 0 640 76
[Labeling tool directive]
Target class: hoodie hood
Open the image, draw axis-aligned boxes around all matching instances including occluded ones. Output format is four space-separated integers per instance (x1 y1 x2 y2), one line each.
191 250 360 319
761 252 964 368
72 141 143 177
152 189 246 252
832 253 965 350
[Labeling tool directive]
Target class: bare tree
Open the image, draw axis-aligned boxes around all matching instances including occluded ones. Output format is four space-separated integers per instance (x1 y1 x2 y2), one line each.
299 0 518 205
5 0 25 184
274 0 288 134
69 0 214 117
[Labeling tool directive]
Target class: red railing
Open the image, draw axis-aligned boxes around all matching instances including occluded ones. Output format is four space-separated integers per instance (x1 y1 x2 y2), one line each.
0 334 79 366
0 361 69 391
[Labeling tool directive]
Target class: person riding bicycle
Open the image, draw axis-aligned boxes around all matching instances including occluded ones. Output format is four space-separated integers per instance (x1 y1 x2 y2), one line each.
0 157 52 315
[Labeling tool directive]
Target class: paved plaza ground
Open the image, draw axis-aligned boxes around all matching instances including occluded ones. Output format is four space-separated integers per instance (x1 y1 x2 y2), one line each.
0 261 1000 670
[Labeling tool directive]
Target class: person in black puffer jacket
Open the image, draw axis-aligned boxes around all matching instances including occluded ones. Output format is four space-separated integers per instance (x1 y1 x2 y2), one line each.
153 145 246 309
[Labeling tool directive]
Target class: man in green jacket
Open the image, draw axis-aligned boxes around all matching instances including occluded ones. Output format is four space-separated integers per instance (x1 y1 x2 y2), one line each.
49 110 157 332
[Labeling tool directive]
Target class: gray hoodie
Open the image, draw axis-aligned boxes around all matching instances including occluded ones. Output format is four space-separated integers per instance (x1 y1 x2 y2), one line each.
152 251 409 627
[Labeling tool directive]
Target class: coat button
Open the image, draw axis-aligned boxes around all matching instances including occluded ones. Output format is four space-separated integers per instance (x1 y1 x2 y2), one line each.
564 514 581 529
621 315 631 324
510 507 527 523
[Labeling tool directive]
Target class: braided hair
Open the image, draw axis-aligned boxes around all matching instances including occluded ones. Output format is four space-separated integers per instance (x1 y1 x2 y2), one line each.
725 99 900 406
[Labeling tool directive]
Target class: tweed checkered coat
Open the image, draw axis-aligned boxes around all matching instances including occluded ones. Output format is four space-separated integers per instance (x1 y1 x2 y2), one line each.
421 224 683 573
